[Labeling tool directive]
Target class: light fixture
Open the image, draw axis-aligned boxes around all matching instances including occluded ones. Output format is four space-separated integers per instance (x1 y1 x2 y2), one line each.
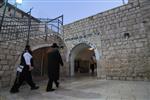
16 0 22 4
13 0 22 17
88 48 94 51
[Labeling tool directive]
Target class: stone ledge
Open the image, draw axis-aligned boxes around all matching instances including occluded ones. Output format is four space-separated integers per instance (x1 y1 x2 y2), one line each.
106 76 150 81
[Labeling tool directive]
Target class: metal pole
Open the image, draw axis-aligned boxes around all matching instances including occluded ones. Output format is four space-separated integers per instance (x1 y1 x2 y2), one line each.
13 2 17 17
61 15 64 40
0 0 8 33
45 23 48 41
58 19 59 33
47 15 64 23
26 8 33 45
62 15 63 26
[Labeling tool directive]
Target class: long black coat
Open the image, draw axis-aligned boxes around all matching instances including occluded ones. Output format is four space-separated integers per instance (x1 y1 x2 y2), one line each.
47 49 63 80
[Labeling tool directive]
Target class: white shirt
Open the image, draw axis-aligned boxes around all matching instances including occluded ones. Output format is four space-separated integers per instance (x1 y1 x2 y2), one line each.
23 52 32 65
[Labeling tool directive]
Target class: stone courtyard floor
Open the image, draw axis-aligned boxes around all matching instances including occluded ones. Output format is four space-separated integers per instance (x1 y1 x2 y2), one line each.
0 76 150 100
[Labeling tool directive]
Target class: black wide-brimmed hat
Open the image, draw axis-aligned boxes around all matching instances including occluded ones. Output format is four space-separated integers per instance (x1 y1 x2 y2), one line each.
51 43 59 48
25 45 30 50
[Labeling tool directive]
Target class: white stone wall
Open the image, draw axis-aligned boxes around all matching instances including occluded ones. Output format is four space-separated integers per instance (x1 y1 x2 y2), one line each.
63 0 150 80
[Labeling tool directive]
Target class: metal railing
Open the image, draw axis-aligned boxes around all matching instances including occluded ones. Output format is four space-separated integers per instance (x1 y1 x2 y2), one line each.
0 14 63 42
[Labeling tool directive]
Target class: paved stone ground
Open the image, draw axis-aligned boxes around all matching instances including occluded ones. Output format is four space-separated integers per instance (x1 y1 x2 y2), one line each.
0 76 150 100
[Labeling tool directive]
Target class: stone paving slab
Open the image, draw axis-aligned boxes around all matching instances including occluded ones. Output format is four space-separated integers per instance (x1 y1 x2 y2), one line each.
0 77 150 100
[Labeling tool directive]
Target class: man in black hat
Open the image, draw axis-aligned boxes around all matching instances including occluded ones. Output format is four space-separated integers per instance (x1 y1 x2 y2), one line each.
46 43 63 92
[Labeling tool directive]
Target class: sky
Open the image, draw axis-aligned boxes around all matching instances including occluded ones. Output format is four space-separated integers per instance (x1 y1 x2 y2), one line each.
8 0 128 24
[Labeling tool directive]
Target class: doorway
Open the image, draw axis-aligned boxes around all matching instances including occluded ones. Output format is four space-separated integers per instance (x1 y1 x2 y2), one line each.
69 43 98 77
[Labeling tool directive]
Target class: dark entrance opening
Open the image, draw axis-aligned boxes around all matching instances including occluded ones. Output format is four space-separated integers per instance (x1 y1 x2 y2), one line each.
32 47 50 81
73 46 97 77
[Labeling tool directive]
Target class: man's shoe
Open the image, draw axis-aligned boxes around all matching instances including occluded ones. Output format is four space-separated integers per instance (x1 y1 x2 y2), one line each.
56 82 59 88
31 86 39 90
46 89 55 92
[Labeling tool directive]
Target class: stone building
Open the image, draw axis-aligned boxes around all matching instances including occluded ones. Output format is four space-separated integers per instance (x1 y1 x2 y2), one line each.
0 0 150 89
63 0 150 80
0 2 64 88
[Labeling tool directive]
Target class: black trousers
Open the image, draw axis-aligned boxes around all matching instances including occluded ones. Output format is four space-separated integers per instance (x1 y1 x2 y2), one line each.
90 64 95 73
11 70 35 91
46 78 58 90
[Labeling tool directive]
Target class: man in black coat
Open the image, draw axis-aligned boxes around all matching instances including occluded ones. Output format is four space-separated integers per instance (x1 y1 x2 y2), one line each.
46 43 63 92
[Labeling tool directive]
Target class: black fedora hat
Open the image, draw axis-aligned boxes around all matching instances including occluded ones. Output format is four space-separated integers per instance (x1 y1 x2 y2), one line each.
25 45 30 50
51 43 59 48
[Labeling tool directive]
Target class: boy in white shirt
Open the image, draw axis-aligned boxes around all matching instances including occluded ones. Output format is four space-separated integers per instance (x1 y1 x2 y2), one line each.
10 45 39 93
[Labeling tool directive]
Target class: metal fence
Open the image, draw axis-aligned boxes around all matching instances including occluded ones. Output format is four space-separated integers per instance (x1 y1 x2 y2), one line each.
0 14 63 42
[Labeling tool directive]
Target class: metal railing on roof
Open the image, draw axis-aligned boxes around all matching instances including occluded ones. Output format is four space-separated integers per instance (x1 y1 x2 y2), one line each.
0 14 64 42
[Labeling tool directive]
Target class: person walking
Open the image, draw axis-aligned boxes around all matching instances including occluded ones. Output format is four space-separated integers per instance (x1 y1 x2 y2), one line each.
10 45 39 93
90 56 96 75
46 43 63 92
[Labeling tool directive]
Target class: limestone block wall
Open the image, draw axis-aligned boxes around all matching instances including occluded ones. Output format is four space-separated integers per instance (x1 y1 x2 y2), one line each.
0 34 66 88
63 0 150 80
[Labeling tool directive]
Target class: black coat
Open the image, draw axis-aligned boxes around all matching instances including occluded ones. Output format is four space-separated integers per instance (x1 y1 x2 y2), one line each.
47 49 63 80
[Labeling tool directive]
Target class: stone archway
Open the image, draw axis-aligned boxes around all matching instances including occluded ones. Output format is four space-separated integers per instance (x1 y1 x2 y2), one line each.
31 43 67 81
69 42 100 77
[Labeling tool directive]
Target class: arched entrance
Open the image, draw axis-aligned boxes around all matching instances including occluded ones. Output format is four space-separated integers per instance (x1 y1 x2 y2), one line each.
69 42 100 77
31 46 66 80
30 35 66 80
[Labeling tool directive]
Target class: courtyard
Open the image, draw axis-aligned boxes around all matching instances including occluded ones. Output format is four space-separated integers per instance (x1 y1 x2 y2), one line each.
0 76 150 100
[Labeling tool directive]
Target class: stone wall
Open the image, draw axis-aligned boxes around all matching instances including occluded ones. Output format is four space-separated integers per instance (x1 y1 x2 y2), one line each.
0 3 67 88
0 34 66 88
63 0 150 80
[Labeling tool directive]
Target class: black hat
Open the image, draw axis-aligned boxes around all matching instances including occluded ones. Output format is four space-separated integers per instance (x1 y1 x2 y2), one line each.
51 43 59 48
25 45 30 50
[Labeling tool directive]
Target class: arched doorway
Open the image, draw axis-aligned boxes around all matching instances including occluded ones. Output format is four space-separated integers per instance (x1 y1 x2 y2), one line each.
31 36 66 80
31 44 67 80
69 43 99 77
